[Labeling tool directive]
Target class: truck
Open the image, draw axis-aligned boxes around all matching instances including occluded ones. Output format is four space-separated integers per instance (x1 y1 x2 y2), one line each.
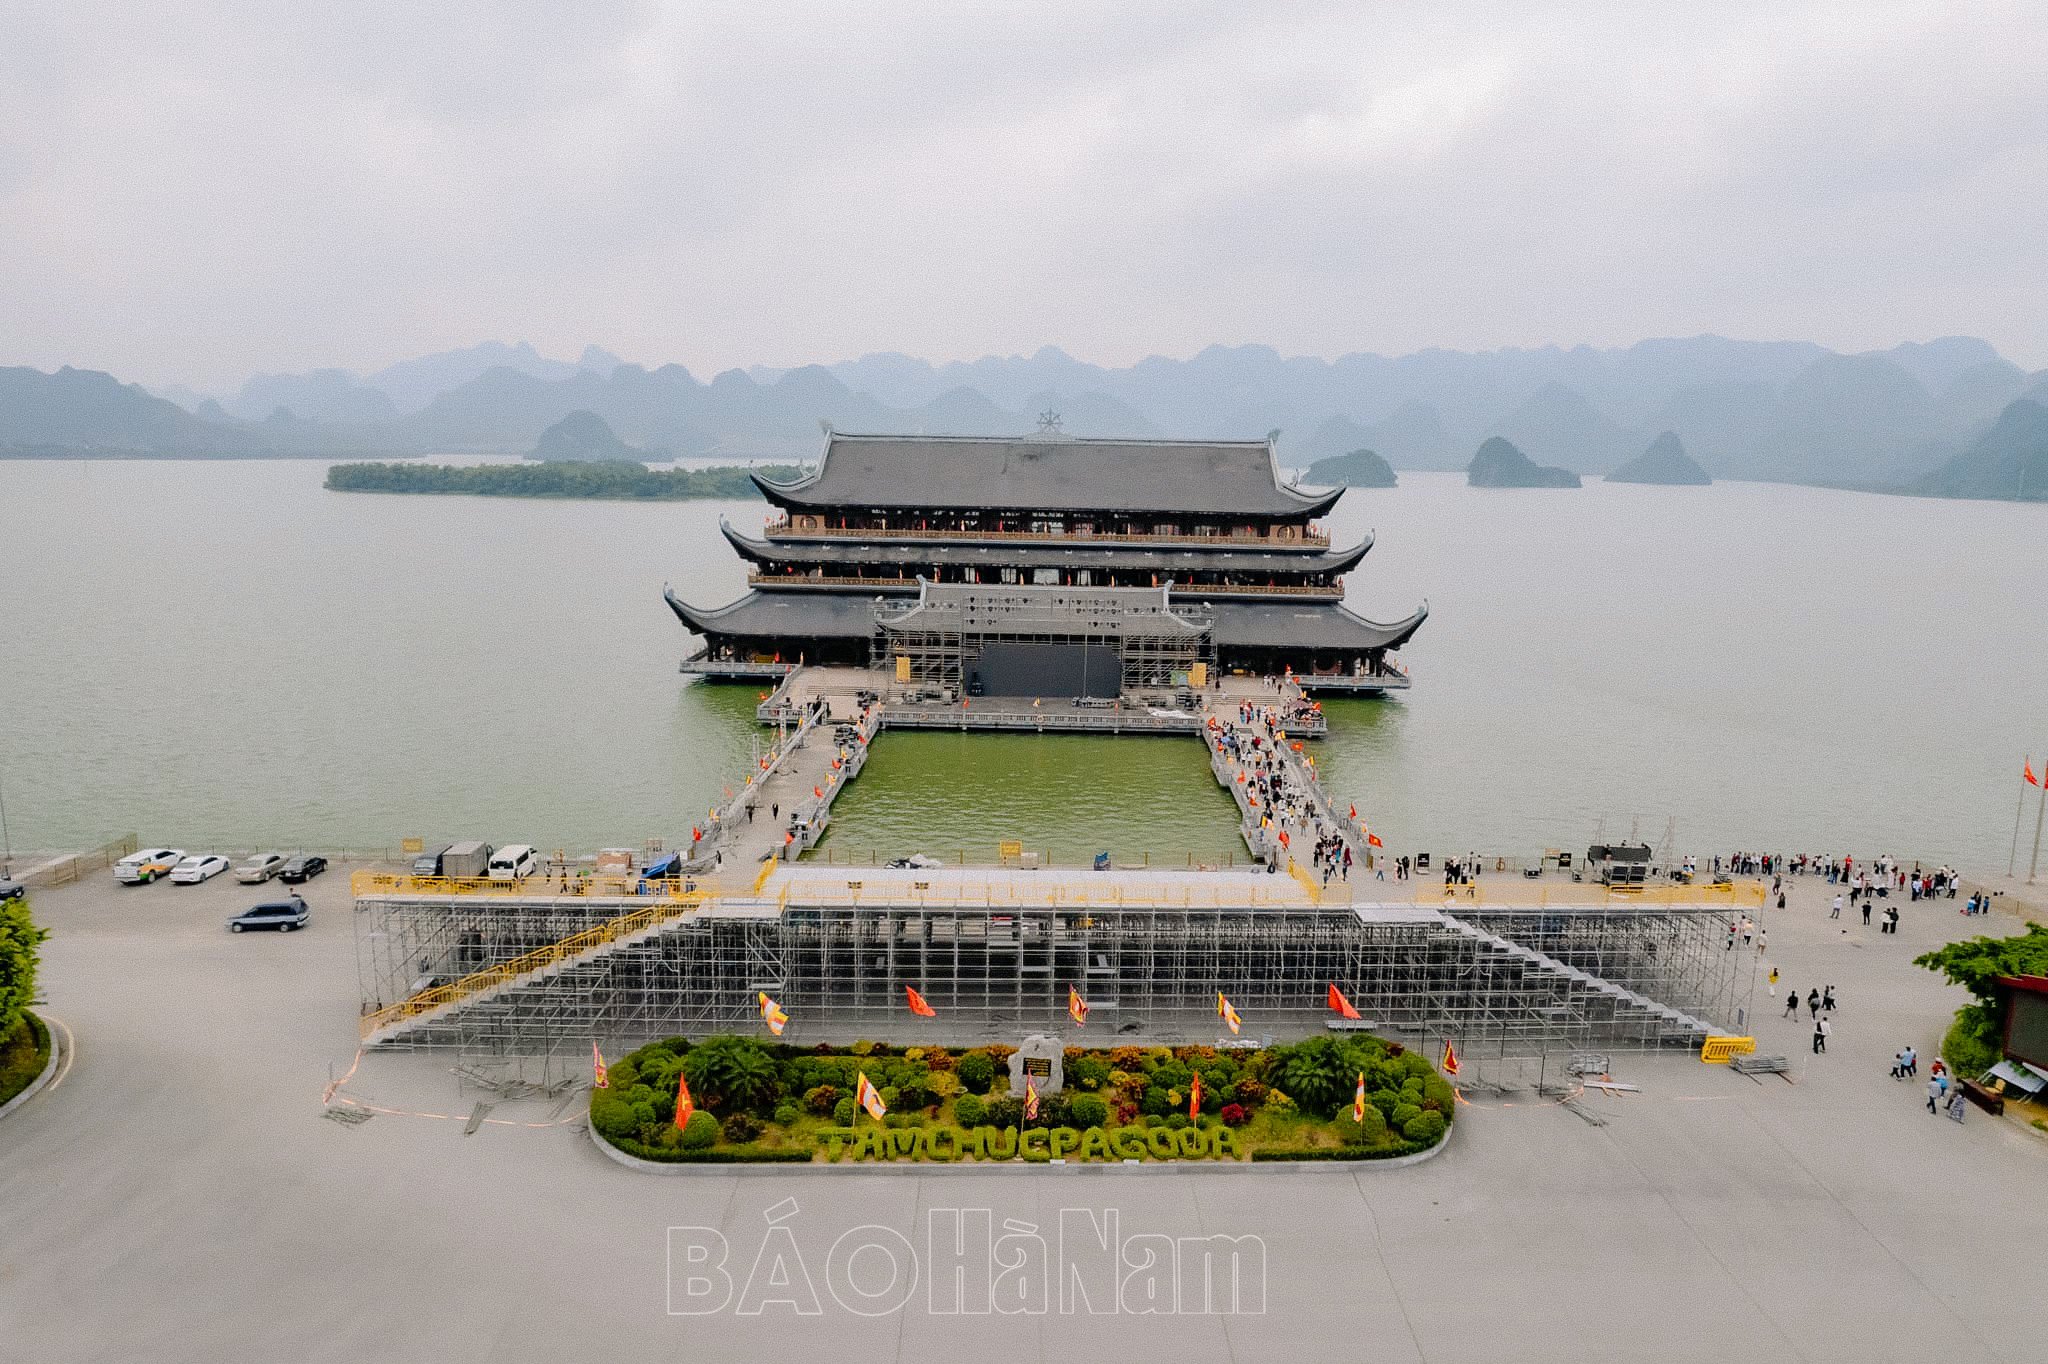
439 841 494 880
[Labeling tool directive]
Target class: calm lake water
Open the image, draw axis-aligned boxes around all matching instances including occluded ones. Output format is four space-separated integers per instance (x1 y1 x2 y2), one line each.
4 458 2045 870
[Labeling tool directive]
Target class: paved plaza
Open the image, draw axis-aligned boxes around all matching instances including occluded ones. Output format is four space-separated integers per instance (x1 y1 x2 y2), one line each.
3 864 2045 1362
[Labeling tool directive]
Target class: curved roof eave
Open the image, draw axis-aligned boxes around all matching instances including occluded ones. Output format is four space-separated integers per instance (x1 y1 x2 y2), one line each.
719 518 776 565
1339 600 1429 650
663 585 754 633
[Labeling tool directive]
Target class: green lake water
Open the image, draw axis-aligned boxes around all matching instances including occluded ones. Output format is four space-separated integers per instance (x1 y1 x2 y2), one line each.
6 457 2048 871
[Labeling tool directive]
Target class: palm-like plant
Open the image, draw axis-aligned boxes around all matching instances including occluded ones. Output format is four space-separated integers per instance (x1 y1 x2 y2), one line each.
681 1035 780 1113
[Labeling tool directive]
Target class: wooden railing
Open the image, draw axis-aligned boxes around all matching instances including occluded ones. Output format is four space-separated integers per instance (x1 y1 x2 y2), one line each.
746 572 1343 599
761 519 1331 550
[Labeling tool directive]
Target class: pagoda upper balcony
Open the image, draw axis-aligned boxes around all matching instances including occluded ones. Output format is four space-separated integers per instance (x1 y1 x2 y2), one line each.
760 514 1331 551
745 570 1346 600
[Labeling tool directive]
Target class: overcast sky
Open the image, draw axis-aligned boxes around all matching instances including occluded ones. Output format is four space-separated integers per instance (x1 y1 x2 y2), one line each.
4 1 2045 389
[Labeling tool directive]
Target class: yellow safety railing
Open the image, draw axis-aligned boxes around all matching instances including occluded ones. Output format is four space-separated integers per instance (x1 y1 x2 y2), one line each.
774 876 1315 911
1287 859 1323 905
1700 1035 1758 1064
350 869 706 900
359 891 712 1039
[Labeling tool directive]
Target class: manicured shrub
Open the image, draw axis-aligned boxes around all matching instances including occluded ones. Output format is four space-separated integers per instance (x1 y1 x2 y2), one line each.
1138 1085 1173 1117
1370 1089 1402 1120
954 1094 986 1127
1403 1110 1447 1144
1352 1104 1389 1143
1219 1103 1248 1127
680 1110 719 1150
849 1040 878 1056
956 1051 997 1092
1391 1102 1422 1129
1232 1077 1266 1105
1068 1056 1110 1090
804 1084 841 1115
833 1097 856 1125
590 1094 638 1141
982 1096 1022 1129
1109 1045 1143 1069
1165 1113 1191 1130
1069 1094 1109 1127
721 1113 763 1144
926 1071 962 1099
773 1102 801 1127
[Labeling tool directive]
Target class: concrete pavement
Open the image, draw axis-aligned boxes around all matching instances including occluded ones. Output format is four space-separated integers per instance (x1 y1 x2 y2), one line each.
2 862 2043 1362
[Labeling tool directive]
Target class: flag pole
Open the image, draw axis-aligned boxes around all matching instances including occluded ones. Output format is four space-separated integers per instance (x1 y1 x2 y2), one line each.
2014 757 2031 877
2031 774 2047 885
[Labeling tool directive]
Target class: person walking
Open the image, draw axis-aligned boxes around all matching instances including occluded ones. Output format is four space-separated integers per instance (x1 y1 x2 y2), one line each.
1862 899 1871 926
1903 1045 1917 1077
1784 989 1799 1018
1927 1073 1946 1114
1807 987 1821 1019
1831 893 1843 920
1822 985 1836 1013
1891 1050 1907 1080
1813 1016 1830 1054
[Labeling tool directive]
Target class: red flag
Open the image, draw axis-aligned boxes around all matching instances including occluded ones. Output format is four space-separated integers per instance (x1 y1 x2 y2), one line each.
1068 985 1089 1028
2028 757 2040 787
1441 1041 1460 1078
1024 1075 1040 1121
1367 832 1384 849
1348 803 1357 820
591 1041 609 1090
905 986 937 1017
674 1072 695 1130
1326 983 1361 1020
1188 1071 1203 1119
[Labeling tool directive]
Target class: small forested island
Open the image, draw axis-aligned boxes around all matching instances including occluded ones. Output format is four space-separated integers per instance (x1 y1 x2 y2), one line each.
1608 431 1711 485
528 410 648 462
1467 436 1580 488
325 460 797 500
1304 446 1397 487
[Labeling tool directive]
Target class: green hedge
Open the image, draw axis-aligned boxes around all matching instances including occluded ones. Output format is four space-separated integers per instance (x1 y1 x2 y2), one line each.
1251 1138 1432 1162
605 1136 814 1164
0 1011 51 1107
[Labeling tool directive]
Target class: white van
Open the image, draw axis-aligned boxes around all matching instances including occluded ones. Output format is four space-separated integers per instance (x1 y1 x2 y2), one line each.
487 844 540 881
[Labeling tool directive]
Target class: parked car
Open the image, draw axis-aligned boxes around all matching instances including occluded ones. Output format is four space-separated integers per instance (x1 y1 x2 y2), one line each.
169 854 231 884
0 878 24 902
227 897 309 932
487 844 540 881
114 848 186 884
234 853 288 884
278 854 328 884
411 843 454 877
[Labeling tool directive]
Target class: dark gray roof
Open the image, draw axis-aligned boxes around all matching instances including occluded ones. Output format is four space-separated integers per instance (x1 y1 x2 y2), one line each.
667 585 1427 652
1197 598 1429 651
665 586 879 639
722 521 1369 576
754 432 1342 518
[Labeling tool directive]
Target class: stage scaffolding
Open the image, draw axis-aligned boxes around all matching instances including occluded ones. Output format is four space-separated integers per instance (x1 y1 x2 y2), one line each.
357 892 1757 1056
871 581 1214 694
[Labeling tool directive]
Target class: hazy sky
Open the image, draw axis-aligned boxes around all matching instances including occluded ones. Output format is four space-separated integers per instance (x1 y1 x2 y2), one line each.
4 1 2046 389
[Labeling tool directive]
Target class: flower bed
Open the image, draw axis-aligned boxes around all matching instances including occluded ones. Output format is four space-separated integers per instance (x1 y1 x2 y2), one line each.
588 1033 1454 1165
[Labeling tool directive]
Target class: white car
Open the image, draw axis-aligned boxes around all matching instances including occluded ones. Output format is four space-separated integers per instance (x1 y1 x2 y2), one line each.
114 848 186 885
169 854 231 884
234 853 288 884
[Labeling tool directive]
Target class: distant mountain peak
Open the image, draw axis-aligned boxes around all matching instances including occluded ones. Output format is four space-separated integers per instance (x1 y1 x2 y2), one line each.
1608 430 1711 484
1468 436 1580 488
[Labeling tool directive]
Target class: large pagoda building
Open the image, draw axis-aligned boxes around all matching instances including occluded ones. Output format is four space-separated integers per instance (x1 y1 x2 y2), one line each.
665 430 1426 693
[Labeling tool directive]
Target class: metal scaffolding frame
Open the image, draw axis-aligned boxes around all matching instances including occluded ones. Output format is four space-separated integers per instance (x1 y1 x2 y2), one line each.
871 580 1215 694
358 893 1756 1055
